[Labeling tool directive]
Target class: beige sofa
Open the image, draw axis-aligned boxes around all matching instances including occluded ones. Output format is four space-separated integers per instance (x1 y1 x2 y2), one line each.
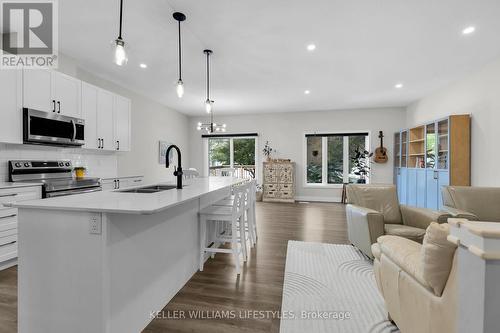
346 184 449 258
442 186 500 221
372 223 458 333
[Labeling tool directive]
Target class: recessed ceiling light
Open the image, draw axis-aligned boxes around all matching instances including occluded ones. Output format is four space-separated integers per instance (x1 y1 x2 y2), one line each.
304 90 311 95
462 26 476 35
139 63 147 69
394 83 403 89
306 44 316 51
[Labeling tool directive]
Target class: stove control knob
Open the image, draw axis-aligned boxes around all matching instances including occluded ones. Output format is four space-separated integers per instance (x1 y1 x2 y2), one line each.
15 162 21 168
24 162 30 167
65 162 71 167
59 162 64 167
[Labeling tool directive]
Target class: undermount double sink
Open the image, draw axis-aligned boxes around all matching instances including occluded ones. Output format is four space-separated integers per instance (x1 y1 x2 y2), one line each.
119 185 178 193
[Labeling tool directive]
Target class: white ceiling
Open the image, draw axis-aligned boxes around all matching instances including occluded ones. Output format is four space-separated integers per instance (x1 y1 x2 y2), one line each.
59 0 500 115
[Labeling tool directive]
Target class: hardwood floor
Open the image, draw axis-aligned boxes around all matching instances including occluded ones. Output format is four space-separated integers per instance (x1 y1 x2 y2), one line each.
0 202 348 333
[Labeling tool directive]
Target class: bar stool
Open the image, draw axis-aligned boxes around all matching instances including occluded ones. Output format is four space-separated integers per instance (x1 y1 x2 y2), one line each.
213 180 257 247
198 185 247 274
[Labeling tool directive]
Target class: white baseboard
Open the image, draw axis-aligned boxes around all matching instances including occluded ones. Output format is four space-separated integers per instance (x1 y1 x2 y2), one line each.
295 196 342 203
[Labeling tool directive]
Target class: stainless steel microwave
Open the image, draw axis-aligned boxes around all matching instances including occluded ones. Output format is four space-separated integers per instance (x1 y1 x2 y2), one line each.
23 108 85 147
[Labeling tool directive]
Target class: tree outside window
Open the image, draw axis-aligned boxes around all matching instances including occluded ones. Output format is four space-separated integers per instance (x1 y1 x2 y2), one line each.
306 133 369 185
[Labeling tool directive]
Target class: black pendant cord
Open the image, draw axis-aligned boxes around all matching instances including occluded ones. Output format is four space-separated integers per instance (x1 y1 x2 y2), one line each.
118 0 123 39
178 20 182 81
206 51 210 101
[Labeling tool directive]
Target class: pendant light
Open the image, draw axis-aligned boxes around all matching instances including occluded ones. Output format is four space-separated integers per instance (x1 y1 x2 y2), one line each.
197 49 226 133
204 49 213 113
173 12 186 98
113 0 128 66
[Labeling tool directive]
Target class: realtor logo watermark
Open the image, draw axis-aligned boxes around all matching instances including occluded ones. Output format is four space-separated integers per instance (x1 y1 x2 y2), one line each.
0 0 58 68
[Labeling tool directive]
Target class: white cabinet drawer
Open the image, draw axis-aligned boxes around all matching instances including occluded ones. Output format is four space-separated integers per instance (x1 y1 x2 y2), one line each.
0 215 17 232
0 241 17 263
0 207 17 218
0 186 41 205
0 232 17 246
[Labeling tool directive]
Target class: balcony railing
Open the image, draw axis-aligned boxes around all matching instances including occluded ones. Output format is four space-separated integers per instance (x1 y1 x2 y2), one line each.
209 165 255 179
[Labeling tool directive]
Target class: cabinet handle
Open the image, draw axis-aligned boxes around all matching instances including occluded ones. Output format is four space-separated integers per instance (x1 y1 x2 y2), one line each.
0 193 18 198
116 140 120 151
97 138 101 149
52 100 56 112
101 138 104 149
117 179 120 189
57 101 61 113
434 171 438 180
113 180 117 189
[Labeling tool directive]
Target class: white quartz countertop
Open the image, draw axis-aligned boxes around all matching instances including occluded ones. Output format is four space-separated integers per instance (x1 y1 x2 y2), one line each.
10 177 242 215
0 182 43 190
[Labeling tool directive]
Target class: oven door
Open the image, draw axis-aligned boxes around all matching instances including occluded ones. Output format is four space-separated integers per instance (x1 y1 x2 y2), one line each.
23 108 85 146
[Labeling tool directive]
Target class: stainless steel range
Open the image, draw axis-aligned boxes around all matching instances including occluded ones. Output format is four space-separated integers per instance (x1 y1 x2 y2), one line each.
9 160 101 198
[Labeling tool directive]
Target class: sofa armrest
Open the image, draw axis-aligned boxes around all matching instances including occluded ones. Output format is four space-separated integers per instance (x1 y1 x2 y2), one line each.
441 205 479 221
377 235 430 290
346 204 385 258
400 205 450 229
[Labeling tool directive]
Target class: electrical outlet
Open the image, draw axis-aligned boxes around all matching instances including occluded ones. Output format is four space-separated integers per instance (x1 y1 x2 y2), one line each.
89 214 102 235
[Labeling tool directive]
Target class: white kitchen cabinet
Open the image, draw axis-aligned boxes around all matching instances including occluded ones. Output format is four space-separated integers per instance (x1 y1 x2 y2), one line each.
113 95 131 151
23 69 53 112
0 185 42 270
102 176 143 190
81 82 99 149
52 71 81 117
23 70 81 117
0 70 23 144
97 89 115 151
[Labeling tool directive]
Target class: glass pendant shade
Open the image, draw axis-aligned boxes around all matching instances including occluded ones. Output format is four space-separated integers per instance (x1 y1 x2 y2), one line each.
176 80 184 98
205 99 212 113
114 38 127 66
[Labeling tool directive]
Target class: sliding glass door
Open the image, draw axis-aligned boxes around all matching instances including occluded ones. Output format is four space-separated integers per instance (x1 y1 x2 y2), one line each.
207 136 257 179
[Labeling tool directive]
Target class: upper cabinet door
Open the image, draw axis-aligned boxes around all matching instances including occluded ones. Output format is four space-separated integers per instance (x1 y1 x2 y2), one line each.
52 72 81 117
81 83 98 149
97 89 114 151
0 70 23 144
23 69 54 112
113 95 131 151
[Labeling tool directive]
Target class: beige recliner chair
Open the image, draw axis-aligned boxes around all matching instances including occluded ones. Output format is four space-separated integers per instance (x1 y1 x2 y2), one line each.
372 223 458 333
346 184 449 258
442 186 500 221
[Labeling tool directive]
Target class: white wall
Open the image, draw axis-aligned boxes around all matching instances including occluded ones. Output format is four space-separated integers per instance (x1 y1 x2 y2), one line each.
189 107 406 201
0 54 190 184
406 56 500 186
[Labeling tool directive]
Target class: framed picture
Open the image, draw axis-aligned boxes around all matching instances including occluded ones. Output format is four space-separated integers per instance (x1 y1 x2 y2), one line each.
159 141 174 164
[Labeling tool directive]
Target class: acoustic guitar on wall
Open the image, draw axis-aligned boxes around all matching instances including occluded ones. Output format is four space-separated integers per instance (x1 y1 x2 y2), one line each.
374 131 388 164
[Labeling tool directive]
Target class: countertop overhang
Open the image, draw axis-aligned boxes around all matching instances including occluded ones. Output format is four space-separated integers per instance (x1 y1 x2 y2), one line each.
9 177 243 215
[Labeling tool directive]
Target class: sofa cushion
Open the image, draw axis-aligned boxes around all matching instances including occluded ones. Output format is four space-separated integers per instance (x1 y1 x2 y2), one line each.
377 235 430 290
384 224 426 243
346 185 403 224
421 222 457 296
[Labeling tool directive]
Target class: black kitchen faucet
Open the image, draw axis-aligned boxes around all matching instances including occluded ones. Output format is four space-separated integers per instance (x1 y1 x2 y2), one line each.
165 145 183 189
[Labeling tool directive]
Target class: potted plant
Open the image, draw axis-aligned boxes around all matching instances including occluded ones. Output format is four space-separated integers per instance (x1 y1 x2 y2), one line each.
255 183 263 202
263 141 274 162
351 146 373 183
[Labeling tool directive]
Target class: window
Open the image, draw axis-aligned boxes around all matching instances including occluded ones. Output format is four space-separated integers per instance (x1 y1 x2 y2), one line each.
305 133 369 185
207 136 257 179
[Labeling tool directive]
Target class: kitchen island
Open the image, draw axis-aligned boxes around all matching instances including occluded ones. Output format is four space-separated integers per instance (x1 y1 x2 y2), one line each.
10 177 243 333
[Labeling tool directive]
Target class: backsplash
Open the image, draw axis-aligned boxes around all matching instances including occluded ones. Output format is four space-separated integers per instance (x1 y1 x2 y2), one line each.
0 143 118 182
